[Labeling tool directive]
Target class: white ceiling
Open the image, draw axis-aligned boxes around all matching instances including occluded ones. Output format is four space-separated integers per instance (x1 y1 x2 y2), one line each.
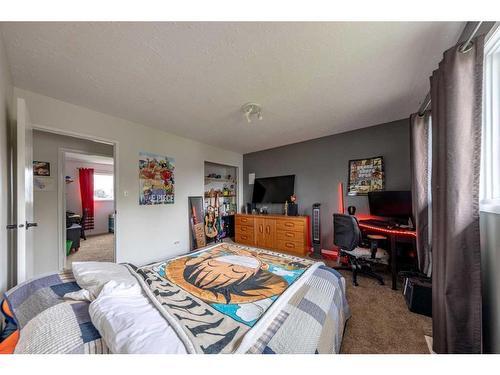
65 152 114 165
1 22 464 153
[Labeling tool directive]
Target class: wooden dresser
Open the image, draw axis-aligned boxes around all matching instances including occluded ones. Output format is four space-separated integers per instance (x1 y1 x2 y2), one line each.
234 213 309 256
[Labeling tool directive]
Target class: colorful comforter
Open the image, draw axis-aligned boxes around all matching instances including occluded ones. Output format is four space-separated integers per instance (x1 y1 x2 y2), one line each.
131 243 320 353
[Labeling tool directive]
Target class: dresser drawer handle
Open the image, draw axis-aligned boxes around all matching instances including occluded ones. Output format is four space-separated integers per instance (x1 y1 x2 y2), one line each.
242 218 248 223
241 234 248 239
286 232 293 237
285 223 293 227
285 242 295 248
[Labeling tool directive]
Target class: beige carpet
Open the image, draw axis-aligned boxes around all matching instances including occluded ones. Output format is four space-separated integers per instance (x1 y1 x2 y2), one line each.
335 267 432 354
66 233 115 269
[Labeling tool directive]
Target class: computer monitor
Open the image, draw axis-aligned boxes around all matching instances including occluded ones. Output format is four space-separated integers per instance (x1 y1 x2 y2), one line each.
368 191 413 221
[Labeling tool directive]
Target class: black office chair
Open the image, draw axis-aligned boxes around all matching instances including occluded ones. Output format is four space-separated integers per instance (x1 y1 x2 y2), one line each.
333 213 389 286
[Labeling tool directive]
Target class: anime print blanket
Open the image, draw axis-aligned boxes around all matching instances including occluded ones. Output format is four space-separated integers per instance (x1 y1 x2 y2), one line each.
130 243 319 354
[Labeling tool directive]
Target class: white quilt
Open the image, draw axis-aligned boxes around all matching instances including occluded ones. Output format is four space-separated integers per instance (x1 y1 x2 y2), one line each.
89 288 186 354
67 261 186 353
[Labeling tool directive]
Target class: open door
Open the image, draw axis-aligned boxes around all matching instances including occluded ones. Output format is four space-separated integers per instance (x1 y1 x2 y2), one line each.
15 98 36 283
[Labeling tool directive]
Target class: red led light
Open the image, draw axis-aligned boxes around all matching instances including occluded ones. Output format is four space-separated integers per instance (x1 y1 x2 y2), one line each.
337 182 345 214
358 223 417 237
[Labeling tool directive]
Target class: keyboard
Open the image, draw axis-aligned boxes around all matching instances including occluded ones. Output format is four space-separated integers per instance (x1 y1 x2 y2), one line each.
359 219 391 227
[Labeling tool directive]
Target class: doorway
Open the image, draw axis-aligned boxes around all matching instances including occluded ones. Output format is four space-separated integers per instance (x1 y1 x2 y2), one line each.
63 151 115 269
29 129 117 276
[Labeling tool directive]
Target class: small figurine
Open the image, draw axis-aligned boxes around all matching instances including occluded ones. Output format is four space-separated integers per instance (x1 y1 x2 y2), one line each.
288 194 298 216
284 200 289 216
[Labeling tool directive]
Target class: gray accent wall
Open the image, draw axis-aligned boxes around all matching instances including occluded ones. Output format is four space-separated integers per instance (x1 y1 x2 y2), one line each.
243 118 411 249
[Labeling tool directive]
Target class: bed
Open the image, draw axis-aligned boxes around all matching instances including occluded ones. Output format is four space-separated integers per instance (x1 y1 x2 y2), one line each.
1 243 350 354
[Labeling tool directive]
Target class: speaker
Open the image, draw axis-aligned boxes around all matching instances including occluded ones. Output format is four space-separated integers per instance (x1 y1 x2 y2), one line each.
403 276 432 317
310 203 323 259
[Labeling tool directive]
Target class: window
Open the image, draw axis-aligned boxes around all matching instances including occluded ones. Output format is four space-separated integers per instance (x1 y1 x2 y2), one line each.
481 25 500 214
94 174 114 200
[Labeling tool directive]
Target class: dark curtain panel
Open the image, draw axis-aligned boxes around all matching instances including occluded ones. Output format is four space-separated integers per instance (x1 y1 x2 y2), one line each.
431 36 484 354
79 168 95 230
410 112 431 275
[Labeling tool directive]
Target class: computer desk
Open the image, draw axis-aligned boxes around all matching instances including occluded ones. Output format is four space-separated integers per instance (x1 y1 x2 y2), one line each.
358 220 417 290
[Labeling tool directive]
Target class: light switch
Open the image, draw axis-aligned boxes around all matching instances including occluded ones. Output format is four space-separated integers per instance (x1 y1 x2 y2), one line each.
123 190 129 197
249 173 255 185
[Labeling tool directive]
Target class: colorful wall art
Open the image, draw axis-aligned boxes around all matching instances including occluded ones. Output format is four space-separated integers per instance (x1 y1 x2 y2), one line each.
139 152 175 205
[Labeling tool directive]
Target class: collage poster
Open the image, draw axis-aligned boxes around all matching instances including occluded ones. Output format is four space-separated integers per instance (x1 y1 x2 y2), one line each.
139 152 175 205
347 156 384 196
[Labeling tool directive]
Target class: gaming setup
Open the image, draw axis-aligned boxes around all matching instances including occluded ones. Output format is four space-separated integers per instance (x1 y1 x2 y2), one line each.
249 174 415 245
248 175 430 316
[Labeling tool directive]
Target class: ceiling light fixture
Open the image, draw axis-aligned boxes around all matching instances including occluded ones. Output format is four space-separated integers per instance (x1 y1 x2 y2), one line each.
241 103 263 123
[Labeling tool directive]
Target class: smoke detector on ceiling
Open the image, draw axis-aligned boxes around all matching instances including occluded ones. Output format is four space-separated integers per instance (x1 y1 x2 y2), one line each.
241 102 263 123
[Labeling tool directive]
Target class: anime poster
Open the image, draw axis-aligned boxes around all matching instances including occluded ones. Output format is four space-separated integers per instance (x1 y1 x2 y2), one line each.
347 156 384 196
139 152 175 205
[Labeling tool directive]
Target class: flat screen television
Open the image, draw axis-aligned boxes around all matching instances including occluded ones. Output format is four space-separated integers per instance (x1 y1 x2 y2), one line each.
368 191 413 220
252 175 295 204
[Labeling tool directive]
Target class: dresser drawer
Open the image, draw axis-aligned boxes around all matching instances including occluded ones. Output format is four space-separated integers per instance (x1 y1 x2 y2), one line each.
276 219 305 233
276 239 305 254
236 216 255 227
276 230 304 242
238 224 254 235
236 232 254 245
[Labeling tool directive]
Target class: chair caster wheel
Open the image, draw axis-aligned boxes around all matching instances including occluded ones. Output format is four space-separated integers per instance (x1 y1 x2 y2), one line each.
353 280 359 287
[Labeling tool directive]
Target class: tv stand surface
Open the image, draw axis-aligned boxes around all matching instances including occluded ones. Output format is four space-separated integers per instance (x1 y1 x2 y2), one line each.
234 213 309 256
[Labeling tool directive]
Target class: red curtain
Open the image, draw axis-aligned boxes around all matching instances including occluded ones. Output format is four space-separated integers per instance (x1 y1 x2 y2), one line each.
79 168 95 230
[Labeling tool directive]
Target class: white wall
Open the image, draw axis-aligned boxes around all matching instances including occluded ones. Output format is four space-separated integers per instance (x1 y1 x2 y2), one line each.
0 35 13 294
32 130 114 274
65 159 114 236
17 88 243 270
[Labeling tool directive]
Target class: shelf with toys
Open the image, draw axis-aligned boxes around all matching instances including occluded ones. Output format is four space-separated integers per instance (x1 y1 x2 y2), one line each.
203 162 238 242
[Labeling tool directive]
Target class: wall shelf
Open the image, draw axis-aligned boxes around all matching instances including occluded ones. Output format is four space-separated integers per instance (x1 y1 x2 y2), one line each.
204 161 238 232
204 177 235 183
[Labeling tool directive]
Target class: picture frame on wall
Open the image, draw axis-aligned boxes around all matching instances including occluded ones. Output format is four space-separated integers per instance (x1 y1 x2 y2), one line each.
347 156 384 196
33 161 50 176
139 151 175 205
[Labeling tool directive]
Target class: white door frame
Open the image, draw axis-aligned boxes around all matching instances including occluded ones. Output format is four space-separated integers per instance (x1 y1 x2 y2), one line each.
31 124 119 270
15 98 34 283
58 147 116 270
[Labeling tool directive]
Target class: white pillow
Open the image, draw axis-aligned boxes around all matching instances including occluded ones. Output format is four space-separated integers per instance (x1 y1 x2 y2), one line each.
68 262 141 301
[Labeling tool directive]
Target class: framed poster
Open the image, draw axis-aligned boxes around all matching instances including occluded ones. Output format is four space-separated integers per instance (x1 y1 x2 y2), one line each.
347 156 384 196
33 161 50 176
139 152 175 205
